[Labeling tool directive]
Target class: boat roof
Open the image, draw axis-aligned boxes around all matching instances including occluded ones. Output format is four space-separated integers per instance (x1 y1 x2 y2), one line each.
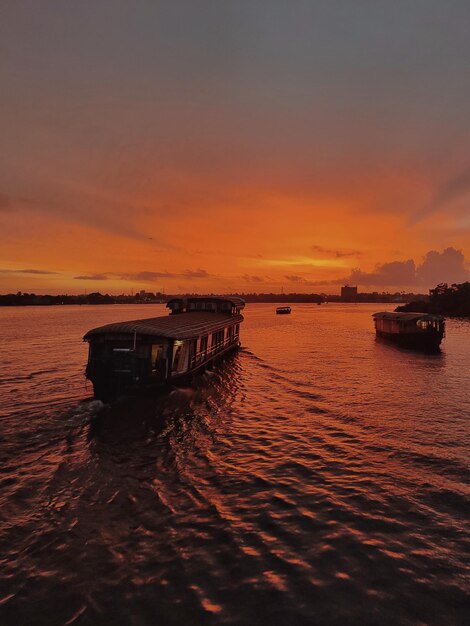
84 312 244 341
166 296 245 308
373 311 444 322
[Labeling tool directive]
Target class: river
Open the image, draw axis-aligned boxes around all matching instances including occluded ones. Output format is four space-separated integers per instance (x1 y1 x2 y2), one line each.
0 303 469 625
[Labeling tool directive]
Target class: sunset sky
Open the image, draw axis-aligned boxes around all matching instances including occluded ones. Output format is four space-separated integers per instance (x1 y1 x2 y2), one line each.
1 1 469 294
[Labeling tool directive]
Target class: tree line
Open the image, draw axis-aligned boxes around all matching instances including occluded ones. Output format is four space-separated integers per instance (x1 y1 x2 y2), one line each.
396 282 470 317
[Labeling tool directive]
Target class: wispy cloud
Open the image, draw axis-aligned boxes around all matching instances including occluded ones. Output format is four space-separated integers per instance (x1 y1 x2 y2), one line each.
257 256 348 268
2 180 183 247
0 268 59 275
410 169 470 224
182 269 211 279
285 275 306 283
73 268 213 283
284 274 320 286
124 269 212 282
74 273 109 280
241 274 265 283
311 245 361 259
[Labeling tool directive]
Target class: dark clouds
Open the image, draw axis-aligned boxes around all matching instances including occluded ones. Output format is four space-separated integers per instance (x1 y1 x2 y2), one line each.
349 260 416 287
416 248 469 285
283 248 470 290
349 248 469 287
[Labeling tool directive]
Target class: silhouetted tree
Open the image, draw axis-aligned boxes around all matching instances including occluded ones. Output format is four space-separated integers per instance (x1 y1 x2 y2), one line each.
397 282 470 316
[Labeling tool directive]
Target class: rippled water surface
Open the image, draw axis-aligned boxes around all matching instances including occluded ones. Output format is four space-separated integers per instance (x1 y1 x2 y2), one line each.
0 303 469 625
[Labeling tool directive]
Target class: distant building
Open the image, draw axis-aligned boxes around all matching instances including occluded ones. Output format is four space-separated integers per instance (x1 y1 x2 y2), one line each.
137 290 156 302
341 285 358 301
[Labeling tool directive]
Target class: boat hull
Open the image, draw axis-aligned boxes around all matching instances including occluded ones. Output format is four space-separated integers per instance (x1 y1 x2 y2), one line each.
375 330 443 351
89 343 240 401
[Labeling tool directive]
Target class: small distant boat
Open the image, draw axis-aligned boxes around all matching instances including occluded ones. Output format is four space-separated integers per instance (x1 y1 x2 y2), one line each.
84 296 245 400
372 312 445 350
276 306 291 315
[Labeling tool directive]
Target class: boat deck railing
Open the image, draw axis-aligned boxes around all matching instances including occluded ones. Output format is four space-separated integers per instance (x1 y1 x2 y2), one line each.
189 336 239 370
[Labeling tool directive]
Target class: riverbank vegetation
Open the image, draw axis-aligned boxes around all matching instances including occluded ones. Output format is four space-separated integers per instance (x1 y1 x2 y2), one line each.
396 282 470 317
0 290 426 306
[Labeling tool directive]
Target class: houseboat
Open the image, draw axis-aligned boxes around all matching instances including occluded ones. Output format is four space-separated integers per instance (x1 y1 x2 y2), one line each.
276 306 291 315
372 311 445 350
84 296 245 400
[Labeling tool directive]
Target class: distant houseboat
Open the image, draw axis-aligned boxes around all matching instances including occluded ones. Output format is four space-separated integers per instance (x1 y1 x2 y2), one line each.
372 312 445 350
276 306 291 315
84 297 245 400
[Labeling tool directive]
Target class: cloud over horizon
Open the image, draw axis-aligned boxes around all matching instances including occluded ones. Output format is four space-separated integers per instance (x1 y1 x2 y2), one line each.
74 269 213 283
0 268 59 275
240 274 266 284
311 245 361 259
348 247 469 288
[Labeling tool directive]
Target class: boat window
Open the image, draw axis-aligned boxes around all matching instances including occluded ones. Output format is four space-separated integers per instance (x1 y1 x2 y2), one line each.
200 335 208 353
151 344 164 371
172 344 182 370
172 341 189 373
211 330 224 348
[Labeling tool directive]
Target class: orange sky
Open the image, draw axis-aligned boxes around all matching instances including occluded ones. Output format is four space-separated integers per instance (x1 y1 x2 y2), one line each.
1 2 469 294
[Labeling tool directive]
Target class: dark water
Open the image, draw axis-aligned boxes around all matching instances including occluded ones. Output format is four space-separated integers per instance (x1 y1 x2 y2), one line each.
0 304 469 625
